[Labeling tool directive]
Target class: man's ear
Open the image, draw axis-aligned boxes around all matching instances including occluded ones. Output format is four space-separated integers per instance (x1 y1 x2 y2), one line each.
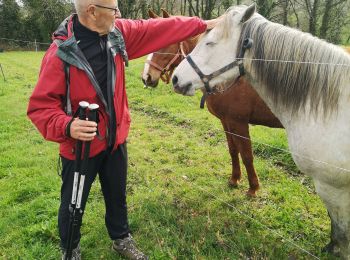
148 9 159 18
86 5 97 20
240 4 255 23
161 8 170 18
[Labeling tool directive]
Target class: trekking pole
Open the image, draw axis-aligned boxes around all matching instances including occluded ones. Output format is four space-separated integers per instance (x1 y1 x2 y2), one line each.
65 103 99 260
65 101 89 260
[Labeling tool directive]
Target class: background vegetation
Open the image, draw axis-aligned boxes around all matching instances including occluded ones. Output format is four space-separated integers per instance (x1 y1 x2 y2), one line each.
1 1 348 258
0 0 350 50
0 52 338 259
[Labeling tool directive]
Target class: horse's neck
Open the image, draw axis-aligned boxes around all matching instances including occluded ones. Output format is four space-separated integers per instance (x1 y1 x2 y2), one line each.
246 70 350 130
243 72 294 127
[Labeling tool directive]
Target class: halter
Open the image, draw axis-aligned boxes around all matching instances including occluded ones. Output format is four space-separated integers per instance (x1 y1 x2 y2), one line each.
146 42 187 84
185 38 253 108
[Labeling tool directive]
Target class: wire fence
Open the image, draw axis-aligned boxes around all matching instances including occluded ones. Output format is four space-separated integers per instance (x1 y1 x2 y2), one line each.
0 38 51 52
0 40 340 258
130 134 321 259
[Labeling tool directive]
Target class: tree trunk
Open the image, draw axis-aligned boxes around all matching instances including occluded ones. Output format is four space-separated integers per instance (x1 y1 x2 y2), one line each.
309 0 319 35
281 0 289 25
289 0 300 28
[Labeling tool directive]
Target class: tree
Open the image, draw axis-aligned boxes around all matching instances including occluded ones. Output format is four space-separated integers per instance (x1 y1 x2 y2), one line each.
281 0 289 25
254 0 279 20
2 0 350 48
0 0 22 39
303 0 320 35
21 0 73 43
319 0 348 44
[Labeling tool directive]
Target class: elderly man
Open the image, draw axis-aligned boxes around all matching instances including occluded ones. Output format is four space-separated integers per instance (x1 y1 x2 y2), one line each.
27 0 212 259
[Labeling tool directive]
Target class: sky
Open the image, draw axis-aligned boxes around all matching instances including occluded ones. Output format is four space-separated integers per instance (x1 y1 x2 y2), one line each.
15 0 23 6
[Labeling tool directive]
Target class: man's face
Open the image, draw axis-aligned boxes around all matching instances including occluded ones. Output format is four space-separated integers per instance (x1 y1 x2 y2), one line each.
92 0 120 35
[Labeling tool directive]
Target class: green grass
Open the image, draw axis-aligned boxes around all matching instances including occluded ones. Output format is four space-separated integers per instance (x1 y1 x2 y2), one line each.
0 51 335 259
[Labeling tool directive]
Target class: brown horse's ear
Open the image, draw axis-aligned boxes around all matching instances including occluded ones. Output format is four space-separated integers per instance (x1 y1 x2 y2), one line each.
240 4 255 23
161 8 170 18
148 9 159 18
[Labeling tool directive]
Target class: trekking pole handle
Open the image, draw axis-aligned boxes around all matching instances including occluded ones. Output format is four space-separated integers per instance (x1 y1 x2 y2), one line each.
88 103 99 122
78 101 89 120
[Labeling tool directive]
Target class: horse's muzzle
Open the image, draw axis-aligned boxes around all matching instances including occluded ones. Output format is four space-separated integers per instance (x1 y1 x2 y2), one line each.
173 81 193 95
142 74 158 88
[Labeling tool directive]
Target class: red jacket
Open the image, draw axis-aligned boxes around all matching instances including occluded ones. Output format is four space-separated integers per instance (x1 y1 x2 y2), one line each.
27 15 206 160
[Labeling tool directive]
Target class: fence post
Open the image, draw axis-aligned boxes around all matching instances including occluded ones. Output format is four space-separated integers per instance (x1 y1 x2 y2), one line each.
35 39 38 52
0 64 6 82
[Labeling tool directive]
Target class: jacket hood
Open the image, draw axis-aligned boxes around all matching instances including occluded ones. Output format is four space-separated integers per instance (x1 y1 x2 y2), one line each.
52 14 75 41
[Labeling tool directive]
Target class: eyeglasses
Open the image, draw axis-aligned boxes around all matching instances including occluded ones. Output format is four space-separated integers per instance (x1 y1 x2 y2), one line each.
93 4 120 15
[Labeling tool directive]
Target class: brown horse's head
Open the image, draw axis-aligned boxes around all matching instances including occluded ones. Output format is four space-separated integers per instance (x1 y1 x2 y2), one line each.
142 9 193 88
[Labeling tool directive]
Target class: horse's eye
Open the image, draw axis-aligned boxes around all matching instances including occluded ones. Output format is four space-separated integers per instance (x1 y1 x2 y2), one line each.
206 42 216 46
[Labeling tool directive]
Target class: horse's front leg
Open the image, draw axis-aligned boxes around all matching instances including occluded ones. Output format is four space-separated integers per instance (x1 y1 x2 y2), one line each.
315 179 350 259
225 120 260 196
322 211 341 257
222 120 242 188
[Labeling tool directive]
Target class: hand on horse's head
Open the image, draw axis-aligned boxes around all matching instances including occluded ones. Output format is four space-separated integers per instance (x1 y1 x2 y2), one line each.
205 17 223 30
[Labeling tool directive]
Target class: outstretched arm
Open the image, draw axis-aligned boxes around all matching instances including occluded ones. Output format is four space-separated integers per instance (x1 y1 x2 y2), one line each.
115 16 207 60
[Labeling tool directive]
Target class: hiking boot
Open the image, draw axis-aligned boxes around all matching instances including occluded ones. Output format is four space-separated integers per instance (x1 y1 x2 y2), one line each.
61 244 81 260
112 234 149 260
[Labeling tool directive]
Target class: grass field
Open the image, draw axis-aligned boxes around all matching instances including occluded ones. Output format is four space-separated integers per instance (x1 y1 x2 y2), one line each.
0 51 334 259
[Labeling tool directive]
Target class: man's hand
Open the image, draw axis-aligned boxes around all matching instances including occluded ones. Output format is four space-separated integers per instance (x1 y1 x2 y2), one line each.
205 17 222 30
70 118 97 141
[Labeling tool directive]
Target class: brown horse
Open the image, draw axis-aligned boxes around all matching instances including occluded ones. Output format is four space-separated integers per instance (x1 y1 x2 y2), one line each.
142 9 283 196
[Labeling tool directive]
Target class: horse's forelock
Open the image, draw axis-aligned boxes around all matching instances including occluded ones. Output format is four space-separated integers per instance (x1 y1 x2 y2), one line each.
215 5 254 41
214 11 234 40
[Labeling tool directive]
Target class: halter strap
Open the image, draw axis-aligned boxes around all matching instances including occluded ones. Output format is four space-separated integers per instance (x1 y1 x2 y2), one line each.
146 47 182 84
185 38 253 108
186 55 240 94
179 42 187 58
146 41 188 84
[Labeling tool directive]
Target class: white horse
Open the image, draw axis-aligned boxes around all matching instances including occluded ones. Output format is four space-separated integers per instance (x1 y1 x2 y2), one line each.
172 4 350 258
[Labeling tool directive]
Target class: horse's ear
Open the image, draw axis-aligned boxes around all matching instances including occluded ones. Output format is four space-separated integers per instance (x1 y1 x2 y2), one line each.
240 4 255 23
148 9 159 18
161 8 170 18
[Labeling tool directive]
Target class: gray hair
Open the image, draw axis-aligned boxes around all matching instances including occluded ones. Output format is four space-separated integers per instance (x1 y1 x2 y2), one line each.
74 0 90 17
74 0 117 16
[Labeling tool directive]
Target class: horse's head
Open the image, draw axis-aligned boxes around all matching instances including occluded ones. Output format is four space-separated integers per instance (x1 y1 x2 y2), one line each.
142 43 184 88
172 4 256 96
142 9 183 88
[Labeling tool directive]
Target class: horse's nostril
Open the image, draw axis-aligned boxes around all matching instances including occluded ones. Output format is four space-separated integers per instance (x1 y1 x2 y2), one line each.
172 75 178 85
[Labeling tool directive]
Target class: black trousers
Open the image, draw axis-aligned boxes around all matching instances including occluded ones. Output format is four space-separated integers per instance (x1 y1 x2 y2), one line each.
58 142 130 249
